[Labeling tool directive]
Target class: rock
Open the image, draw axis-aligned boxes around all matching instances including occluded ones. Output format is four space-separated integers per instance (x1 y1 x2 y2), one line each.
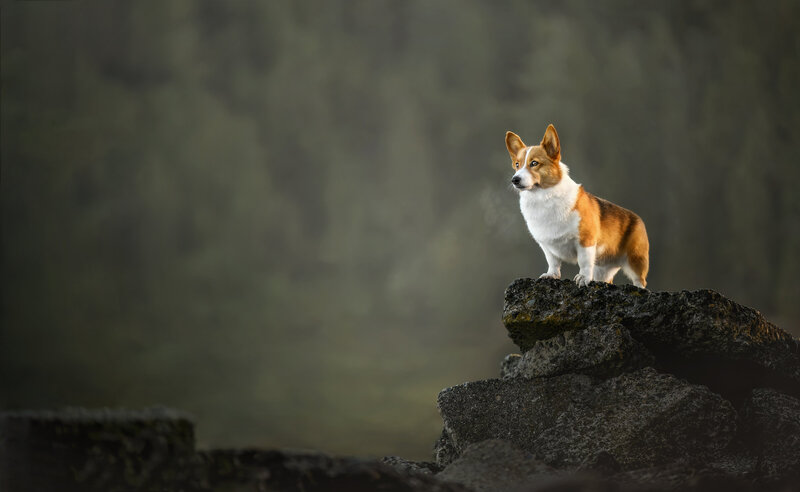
434 428 460 467
203 448 469 492
506 324 654 379
0 407 202 492
436 439 558 492
740 388 800 480
437 441 746 492
382 455 441 475
577 450 622 476
0 407 472 492
436 368 737 470
614 461 758 492
500 353 522 378
502 278 800 401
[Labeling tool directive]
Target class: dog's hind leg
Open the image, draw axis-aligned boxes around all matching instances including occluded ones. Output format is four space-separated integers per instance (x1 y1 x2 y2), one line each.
622 254 648 289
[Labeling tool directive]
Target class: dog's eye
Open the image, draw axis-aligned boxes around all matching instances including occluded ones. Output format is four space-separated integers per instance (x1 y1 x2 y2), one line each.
515 162 520 168
529 160 538 167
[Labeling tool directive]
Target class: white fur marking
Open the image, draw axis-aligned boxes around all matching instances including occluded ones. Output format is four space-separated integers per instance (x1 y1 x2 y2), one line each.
519 163 581 259
523 146 534 166
575 244 596 286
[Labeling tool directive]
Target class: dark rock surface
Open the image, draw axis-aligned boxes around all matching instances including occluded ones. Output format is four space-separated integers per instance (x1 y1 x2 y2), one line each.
500 353 522 378
434 428 460 467
740 387 800 480
502 278 800 401
0 409 469 492
436 440 765 492
612 460 757 492
504 324 654 379
382 455 442 474
203 448 468 492
577 450 622 476
0 407 201 492
436 367 737 470
436 439 558 492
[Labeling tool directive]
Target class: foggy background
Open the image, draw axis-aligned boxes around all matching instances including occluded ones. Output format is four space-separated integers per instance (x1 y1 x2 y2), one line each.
2 1 799 460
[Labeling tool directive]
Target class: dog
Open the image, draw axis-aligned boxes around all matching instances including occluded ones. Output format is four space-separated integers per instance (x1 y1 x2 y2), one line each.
506 124 649 288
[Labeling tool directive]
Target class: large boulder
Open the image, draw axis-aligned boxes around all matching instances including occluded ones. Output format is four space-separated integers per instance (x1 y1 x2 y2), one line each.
502 278 800 401
436 367 737 470
432 279 800 490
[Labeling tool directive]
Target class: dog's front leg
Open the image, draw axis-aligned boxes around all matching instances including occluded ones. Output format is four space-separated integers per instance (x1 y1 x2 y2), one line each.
574 244 596 287
538 244 562 279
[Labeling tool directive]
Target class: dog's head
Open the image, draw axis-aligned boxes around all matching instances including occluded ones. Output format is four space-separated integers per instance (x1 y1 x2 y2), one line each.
506 124 563 191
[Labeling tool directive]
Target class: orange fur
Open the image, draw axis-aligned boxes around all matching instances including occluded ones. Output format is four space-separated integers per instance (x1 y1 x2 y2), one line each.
573 186 649 286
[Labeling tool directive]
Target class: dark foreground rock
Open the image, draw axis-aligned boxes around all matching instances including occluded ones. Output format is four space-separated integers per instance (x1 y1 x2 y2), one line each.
0 408 201 492
203 448 468 492
435 439 559 492
0 408 468 492
436 368 737 470
382 455 441 475
503 278 800 401
740 388 800 480
435 439 770 492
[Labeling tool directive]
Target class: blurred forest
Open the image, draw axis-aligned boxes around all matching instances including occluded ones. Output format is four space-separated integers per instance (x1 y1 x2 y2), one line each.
2 0 799 460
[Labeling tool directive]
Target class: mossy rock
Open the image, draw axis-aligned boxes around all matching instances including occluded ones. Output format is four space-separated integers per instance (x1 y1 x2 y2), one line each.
502 278 800 401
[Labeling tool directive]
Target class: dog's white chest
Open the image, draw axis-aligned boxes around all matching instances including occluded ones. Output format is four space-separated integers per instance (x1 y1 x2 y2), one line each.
519 175 581 261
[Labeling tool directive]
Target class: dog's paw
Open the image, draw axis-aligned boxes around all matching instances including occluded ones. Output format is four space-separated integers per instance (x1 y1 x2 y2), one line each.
573 273 592 287
539 272 561 280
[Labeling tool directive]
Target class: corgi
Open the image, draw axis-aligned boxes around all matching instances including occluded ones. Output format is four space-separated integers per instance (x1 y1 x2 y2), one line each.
506 124 649 288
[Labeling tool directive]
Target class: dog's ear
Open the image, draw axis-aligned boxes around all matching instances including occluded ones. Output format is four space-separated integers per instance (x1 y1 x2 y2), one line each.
541 124 560 160
505 131 525 161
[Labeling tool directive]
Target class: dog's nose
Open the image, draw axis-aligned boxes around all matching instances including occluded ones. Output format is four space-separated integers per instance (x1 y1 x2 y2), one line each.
511 176 521 186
